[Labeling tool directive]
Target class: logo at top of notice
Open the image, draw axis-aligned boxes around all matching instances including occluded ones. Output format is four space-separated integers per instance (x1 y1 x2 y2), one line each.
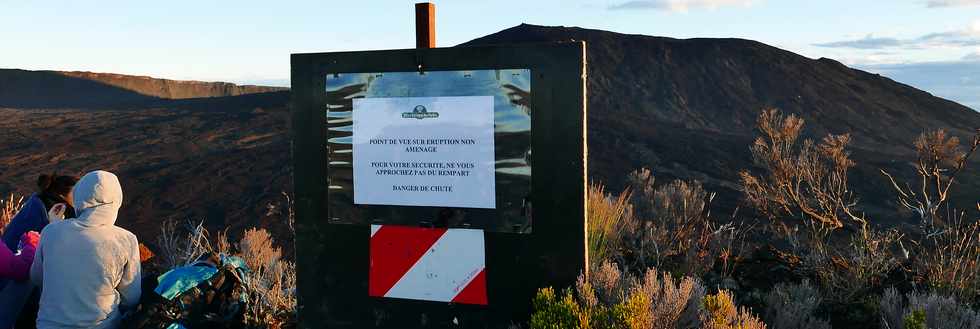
402 105 439 119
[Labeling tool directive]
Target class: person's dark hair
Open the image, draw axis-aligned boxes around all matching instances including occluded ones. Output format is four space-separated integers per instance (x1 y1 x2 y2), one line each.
37 174 79 198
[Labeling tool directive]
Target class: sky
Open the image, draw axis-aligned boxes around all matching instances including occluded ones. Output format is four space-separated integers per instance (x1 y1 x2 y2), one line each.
1 0 978 109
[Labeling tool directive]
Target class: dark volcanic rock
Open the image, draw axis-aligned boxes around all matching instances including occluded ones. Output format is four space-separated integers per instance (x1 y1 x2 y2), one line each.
0 92 293 247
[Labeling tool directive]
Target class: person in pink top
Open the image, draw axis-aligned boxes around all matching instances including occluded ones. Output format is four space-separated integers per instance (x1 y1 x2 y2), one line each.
0 231 40 281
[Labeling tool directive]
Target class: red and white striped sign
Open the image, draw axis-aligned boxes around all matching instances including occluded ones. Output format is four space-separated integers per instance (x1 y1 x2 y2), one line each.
369 225 488 305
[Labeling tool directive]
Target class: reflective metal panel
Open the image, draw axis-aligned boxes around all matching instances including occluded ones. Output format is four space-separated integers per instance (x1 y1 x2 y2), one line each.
326 69 532 233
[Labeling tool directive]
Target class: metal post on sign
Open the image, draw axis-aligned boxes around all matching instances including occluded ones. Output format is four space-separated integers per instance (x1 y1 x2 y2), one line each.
415 2 435 49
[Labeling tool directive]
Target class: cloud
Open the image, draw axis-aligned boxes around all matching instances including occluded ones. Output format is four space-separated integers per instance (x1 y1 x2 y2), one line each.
858 59 980 110
813 35 904 49
926 0 980 8
814 22 980 49
609 0 755 11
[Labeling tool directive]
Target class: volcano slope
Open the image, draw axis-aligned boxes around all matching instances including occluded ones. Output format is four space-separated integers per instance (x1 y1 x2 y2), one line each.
1 24 979 247
0 71 293 244
464 24 980 221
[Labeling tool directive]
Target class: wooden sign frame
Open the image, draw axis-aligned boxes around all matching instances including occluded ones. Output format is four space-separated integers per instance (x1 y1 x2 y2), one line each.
291 42 587 328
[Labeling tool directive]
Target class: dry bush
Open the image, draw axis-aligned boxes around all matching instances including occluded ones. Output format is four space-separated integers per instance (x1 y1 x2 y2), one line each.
0 194 23 234
805 227 903 303
740 108 865 231
701 290 767 329
739 108 901 303
881 129 980 303
914 210 980 303
157 220 223 269
570 260 707 329
881 129 979 231
240 228 281 272
579 260 626 306
626 169 711 270
880 288 980 329
240 228 297 329
632 267 706 328
588 183 632 270
621 169 751 277
763 281 831 329
537 260 775 328
712 219 756 280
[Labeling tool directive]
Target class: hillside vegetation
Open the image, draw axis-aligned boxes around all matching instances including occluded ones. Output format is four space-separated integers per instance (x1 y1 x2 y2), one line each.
531 109 980 329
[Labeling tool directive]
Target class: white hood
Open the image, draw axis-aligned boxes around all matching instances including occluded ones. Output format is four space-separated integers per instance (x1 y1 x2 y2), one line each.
72 171 123 228
32 170 140 329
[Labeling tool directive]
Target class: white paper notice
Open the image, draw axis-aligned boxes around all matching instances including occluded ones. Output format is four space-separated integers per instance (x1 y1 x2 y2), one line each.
353 96 496 209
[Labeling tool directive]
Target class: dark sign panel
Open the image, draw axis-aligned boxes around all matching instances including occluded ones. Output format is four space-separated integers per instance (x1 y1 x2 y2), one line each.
291 42 587 328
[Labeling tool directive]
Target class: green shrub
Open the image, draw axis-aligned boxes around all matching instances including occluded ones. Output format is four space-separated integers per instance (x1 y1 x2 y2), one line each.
903 309 926 329
530 288 583 329
529 285 642 329
532 262 716 328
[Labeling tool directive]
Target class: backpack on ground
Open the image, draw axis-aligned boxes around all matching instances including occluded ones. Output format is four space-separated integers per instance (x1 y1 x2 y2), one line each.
126 253 250 329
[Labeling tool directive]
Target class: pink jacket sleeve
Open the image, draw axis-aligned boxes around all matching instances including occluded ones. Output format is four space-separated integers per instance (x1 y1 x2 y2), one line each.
0 232 38 281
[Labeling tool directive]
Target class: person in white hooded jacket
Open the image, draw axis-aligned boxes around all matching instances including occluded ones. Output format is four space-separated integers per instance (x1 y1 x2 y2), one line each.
30 170 141 329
